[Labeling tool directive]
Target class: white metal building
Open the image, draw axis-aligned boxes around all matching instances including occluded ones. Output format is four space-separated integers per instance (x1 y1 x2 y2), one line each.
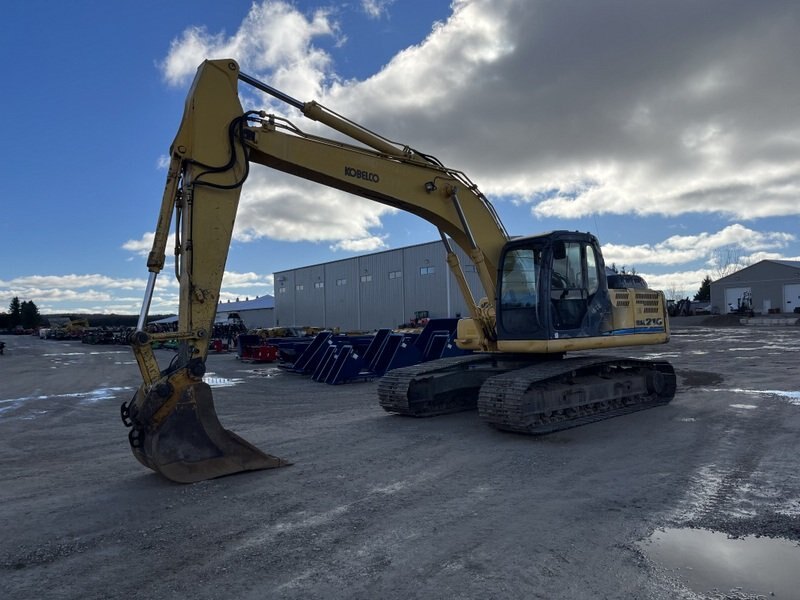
710 260 800 315
273 240 486 331
216 295 275 329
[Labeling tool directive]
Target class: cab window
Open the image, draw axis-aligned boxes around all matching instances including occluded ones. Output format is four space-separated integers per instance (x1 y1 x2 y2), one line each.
500 248 540 309
586 244 599 295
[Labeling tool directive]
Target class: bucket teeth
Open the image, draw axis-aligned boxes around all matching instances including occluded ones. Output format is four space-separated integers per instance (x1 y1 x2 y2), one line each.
125 381 289 483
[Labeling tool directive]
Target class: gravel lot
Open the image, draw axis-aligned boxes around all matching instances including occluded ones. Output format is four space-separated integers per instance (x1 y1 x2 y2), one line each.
1 324 799 599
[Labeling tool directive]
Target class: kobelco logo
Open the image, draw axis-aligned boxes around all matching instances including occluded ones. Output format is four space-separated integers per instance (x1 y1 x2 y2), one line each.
345 166 380 183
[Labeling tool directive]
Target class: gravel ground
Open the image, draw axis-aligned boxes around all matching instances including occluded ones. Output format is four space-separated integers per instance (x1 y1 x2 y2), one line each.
1 325 799 599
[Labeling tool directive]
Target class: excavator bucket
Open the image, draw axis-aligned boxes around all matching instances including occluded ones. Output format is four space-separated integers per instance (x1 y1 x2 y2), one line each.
124 381 289 483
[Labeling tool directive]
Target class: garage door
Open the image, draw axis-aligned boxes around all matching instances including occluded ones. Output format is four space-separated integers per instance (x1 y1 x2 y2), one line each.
784 283 800 313
725 287 751 313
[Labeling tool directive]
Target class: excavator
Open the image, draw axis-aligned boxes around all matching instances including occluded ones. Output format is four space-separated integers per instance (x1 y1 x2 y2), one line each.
121 59 675 483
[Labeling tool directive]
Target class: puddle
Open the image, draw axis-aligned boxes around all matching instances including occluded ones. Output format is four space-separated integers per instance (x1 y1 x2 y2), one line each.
0 387 133 406
700 388 800 406
203 373 244 388
639 352 682 359
0 387 134 419
20 409 49 420
241 368 283 378
760 390 800 404
641 527 800 598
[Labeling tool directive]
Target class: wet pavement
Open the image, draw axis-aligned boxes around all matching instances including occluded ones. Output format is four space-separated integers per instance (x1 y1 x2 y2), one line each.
1 323 800 599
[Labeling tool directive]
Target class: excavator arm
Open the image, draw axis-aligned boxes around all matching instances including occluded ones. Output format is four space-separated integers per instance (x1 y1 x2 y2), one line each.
122 59 510 482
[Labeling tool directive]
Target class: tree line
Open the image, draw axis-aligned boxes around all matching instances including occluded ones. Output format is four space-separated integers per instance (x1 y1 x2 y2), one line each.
0 297 42 330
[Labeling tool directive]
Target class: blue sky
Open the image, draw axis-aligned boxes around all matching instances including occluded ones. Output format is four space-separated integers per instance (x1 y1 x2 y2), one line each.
2 0 799 315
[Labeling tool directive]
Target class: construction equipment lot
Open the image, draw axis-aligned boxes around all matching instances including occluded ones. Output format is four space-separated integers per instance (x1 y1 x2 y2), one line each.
2 323 799 599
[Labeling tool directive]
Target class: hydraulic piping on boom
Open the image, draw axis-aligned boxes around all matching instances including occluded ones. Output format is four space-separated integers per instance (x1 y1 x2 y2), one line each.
122 59 675 483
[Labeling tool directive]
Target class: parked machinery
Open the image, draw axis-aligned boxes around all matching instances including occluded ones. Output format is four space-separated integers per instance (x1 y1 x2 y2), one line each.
122 60 674 482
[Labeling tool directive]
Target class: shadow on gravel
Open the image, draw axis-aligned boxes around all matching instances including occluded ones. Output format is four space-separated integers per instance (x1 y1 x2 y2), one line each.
677 370 724 388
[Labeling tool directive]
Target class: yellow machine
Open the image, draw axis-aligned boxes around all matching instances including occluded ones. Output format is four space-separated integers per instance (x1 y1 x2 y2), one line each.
52 318 90 340
122 59 675 483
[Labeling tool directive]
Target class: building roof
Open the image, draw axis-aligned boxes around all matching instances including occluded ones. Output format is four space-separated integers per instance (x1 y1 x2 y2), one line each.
771 260 800 269
714 259 800 284
274 239 445 274
151 315 178 324
148 296 274 325
217 295 275 312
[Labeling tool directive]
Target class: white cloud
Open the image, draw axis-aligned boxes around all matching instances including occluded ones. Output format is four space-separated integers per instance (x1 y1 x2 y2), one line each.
337 0 800 221
0 269 272 316
601 224 795 267
137 0 800 317
745 251 800 263
234 168 396 243
329 235 388 252
160 1 340 101
122 232 177 258
361 0 395 19
221 270 273 289
157 0 800 257
9 289 113 302
0 274 146 290
123 232 155 256
601 224 798 295
331 0 513 114
639 268 711 300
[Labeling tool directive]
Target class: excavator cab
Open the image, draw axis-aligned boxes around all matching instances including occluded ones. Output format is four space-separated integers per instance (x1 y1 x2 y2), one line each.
496 231 613 341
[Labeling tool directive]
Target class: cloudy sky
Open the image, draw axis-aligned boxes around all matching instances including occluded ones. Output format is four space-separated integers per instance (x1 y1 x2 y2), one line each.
2 0 798 315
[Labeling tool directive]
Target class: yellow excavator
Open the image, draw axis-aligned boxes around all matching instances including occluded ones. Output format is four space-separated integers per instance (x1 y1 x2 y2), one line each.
121 59 675 483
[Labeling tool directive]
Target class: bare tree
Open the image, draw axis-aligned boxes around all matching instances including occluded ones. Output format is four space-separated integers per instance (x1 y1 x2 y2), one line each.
711 245 751 279
664 283 686 302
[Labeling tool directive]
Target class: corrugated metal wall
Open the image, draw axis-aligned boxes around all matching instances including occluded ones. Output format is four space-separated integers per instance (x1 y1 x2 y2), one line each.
324 260 359 329
274 241 487 331
358 250 405 330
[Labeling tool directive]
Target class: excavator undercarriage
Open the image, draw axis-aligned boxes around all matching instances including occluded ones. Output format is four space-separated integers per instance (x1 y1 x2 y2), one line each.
378 353 676 434
477 356 676 434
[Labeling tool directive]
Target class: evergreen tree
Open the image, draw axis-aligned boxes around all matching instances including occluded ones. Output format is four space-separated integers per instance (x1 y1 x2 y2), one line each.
694 275 712 302
8 296 21 329
21 300 41 329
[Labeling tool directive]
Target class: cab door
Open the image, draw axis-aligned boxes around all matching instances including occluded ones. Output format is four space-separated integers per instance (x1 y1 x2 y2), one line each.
548 238 610 338
496 244 548 340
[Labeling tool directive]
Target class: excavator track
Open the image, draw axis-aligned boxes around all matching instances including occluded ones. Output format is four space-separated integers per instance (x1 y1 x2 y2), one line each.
378 354 532 417
477 355 676 434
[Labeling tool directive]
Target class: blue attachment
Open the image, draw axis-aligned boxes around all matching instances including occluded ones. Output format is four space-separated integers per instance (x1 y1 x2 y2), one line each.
287 331 333 373
279 319 471 385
